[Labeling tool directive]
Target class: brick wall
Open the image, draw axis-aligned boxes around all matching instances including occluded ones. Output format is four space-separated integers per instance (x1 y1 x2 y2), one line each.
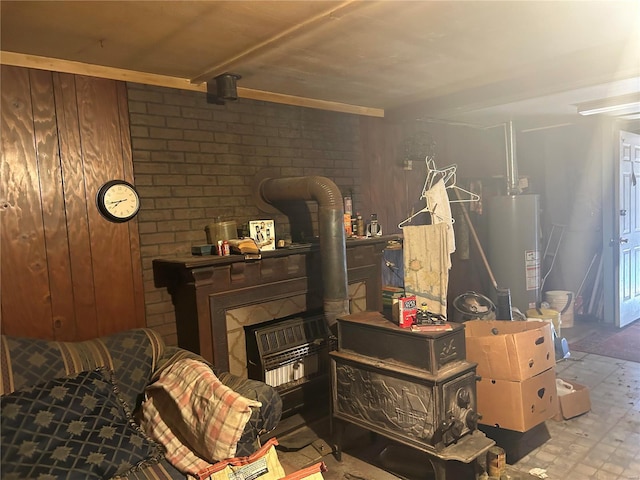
127 83 362 345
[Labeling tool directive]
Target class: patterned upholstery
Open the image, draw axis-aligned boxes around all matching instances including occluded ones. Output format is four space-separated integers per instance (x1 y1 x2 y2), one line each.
0 329 282 479
0 328 164 411
1 367 164 479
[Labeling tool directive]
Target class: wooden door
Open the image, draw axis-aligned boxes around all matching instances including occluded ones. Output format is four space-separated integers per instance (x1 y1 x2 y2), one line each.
617 131 640 326
1 66 144 340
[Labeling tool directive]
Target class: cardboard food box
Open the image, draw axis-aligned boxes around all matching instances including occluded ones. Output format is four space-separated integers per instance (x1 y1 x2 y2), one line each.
476 366 558 432
465 320 555 381
393 295 417 328
553 380 591 421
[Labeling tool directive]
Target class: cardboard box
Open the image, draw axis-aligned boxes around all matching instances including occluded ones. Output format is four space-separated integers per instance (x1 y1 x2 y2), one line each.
465 320 555 381
553 381 591 421
392 295 417 328
476 366 558 432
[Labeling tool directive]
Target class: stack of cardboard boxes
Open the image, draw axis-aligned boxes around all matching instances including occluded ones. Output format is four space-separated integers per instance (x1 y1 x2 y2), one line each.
465 320 558 432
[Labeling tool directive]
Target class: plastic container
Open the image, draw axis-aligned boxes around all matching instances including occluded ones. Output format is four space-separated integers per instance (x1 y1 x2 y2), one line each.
205 220 238 244
526 307 561 337
544 290 574 328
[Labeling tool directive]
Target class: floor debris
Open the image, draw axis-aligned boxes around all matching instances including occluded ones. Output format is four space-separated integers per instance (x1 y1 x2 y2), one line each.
528 467 549 478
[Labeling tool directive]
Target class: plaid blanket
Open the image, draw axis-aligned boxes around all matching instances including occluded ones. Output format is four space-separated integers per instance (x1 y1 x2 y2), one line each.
139 358 261 477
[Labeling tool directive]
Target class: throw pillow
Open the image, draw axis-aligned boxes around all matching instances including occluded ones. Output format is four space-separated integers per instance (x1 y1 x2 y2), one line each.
139 358 261 476
1 367 164 479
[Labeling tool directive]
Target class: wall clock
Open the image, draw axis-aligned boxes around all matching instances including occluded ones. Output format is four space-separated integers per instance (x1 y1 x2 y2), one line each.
96 180 140 223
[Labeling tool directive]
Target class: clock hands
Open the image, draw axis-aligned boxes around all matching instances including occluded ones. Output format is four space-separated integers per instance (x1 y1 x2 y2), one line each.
97 180 140 222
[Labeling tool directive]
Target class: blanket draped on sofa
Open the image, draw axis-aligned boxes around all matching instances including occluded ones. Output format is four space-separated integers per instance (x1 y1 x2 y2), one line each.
139 358 261 476
0 328 282 480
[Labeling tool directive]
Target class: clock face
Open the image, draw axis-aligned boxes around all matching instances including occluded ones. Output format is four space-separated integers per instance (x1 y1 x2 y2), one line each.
97 180 140 222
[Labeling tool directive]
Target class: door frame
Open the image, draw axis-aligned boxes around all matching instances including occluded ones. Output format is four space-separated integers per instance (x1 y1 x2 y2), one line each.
602 120 640 327
602 119 616 326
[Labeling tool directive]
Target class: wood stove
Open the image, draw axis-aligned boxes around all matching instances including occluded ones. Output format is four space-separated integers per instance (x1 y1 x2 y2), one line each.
330 311 494 479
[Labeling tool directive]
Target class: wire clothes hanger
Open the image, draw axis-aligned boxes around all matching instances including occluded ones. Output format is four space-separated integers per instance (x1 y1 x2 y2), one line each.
423 157 456 193
398 157 479 229
398 201 453 228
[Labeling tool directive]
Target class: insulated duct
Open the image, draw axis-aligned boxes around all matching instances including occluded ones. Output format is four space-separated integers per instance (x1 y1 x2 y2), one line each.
256 175 349 329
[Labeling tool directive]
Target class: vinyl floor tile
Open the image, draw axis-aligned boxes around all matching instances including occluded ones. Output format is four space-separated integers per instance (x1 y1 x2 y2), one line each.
276 321 640 480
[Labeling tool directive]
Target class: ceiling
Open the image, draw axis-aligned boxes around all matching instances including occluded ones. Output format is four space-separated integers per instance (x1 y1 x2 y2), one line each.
2 1 639 130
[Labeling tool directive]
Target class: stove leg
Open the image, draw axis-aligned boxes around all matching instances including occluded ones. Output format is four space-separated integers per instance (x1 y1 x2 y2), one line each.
331 418 344 462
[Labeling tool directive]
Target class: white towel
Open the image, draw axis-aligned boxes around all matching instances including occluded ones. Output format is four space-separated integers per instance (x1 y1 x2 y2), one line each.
423 178 456 255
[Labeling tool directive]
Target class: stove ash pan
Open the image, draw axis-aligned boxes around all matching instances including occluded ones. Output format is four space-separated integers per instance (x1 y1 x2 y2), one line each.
331 351 479 450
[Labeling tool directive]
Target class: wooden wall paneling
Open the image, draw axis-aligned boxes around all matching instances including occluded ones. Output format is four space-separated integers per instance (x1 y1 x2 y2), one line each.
75 76 138 336
387 121 417 236
358 117 415 236
30 69 77 340
358 116 378 226
53 72 99 340
116 81 145 328
0 66 53 338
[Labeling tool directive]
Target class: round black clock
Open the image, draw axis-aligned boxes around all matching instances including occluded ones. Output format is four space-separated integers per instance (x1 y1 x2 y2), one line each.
96 180 140 223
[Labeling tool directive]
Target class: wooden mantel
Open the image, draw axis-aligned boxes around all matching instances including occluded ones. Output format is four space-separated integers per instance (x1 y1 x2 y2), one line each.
153 236 399 372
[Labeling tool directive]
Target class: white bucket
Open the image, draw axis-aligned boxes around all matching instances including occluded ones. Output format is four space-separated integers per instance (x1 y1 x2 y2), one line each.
544 290 575 328
526 308 561 337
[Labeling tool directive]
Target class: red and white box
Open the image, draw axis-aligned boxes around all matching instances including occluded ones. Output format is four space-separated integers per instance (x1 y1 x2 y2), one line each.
393 295 417 328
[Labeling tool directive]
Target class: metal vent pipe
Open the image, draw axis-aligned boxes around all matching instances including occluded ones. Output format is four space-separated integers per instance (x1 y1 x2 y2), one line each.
505 120 519 195
257 175 349 329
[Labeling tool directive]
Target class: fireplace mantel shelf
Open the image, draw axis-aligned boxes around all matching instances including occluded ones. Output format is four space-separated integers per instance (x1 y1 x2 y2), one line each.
153 235 401 270
153 235 400 372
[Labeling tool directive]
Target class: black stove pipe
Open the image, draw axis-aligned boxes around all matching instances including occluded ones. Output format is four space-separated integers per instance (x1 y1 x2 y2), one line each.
257 175 349 329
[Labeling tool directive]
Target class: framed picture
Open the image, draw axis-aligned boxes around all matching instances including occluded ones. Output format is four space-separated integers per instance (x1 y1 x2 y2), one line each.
249 220 276 251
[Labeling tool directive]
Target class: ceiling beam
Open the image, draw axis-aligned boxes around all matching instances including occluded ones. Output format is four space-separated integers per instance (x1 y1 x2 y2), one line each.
189 0 364 85
0 51 384 117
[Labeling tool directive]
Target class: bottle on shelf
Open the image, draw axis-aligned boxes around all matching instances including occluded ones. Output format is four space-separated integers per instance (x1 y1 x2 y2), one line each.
356 213 365 236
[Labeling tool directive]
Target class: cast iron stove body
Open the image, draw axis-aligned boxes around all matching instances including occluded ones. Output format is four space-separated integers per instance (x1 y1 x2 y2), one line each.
331 311 480 451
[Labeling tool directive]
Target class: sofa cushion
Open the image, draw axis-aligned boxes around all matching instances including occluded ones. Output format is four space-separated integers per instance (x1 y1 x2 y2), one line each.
139 358 261 476
1 367 164 479
0 328 165 411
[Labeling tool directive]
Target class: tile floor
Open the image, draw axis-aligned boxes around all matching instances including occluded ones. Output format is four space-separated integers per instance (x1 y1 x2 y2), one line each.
513 351 640 480
274 319 640 479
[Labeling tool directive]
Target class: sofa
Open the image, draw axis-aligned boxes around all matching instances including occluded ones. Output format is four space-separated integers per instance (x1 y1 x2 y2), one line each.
0 328 282 479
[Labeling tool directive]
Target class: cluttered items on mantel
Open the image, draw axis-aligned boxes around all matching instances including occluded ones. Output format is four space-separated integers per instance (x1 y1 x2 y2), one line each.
193 218 273 259
192 212 389 261
342 193 383 239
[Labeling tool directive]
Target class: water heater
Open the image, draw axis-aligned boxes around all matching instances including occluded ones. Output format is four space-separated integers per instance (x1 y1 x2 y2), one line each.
487 194 541 312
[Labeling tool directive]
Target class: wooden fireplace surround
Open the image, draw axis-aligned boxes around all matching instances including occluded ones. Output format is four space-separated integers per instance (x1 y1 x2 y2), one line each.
153 236 397 372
